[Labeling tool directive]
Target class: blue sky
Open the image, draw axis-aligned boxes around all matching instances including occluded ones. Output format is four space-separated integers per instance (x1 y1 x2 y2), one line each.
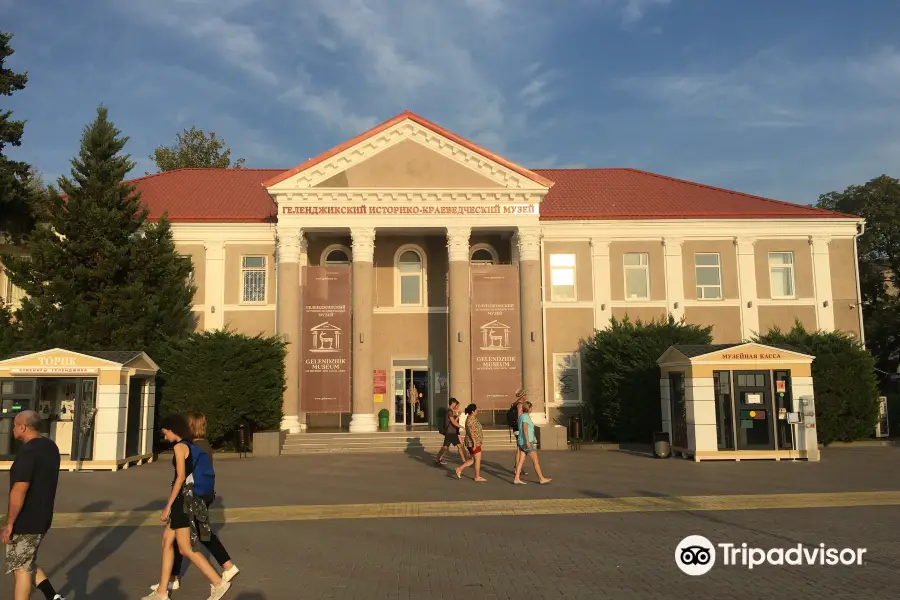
3 0 899 204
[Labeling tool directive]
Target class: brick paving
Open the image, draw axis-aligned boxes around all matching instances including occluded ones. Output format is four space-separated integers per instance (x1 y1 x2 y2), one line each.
2 447 899 599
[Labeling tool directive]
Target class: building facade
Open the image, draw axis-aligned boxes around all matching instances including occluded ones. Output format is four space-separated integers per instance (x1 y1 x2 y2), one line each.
1 111 865 435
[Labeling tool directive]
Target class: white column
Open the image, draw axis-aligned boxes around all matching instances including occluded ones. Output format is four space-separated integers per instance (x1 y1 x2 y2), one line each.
590 237 611 330
811 236 835 332
663 237 685 322
516 227 548 425
736 238 759 340
204 241 225 330
349 227 378 433
277 226 305 434
446 227 472 406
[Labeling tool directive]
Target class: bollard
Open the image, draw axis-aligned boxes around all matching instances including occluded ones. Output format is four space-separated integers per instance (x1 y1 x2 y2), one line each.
236 422 249 458
568 413 583 450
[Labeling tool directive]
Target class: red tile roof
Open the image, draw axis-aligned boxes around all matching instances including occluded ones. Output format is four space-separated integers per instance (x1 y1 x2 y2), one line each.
130 168 281 223
134 166 852 224
533 167 850 220
263 110 555 189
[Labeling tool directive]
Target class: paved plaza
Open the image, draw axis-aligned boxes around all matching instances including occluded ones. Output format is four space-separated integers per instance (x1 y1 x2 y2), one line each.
3 446 900 599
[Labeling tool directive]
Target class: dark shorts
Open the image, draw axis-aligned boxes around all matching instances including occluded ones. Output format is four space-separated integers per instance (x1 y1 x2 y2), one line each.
518 443 536 454
5 533 43 574
443 434 459 447
169 494 191 530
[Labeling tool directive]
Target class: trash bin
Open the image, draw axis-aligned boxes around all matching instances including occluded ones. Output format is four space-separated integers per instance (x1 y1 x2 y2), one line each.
653 431 671 459
235 421 250 458
378 408 390 430
568 414 583 441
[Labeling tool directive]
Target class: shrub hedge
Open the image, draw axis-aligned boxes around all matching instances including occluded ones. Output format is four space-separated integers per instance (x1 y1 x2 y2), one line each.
155 329 286 447
581 315 712 442
755 322 879 444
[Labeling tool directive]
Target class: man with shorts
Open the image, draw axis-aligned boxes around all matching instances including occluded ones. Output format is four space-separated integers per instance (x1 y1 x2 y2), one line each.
509 389 528 476
3 411 64 600
435 398 466 466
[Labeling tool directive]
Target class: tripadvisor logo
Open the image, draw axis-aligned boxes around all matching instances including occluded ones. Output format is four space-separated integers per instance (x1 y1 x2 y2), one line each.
675 535 867 576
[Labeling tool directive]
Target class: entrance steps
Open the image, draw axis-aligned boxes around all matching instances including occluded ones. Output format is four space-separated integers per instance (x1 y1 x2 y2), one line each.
281 429 519 455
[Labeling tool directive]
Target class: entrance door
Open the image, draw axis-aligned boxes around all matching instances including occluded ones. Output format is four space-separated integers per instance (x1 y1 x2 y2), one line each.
733 371 775 450
72 378 97 462
125 378 143 458
393 368 430 427
669 372 688 448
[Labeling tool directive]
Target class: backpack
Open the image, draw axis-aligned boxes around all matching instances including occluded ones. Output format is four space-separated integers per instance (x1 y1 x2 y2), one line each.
439 410 451 435
186 442 216 497
506 404 518 431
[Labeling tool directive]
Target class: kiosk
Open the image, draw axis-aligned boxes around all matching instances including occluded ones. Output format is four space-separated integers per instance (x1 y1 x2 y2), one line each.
657 342 820 462
0 348 159 471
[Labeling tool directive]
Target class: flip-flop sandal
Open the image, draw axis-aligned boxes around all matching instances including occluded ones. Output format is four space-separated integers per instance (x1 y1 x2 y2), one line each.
539 479 553 485
454 470 462 480
513 480 527 485
475 477 487 482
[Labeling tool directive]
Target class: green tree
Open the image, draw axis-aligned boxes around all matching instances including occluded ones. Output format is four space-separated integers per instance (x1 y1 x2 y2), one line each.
756 322 879 444
150 126 245 172
1 106 195 354
581 315 713 442
0 31 36 240
0 298 16 358
817 176 900 378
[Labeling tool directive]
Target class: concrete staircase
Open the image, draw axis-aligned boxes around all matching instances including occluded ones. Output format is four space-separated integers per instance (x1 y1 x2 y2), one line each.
281 428 519 455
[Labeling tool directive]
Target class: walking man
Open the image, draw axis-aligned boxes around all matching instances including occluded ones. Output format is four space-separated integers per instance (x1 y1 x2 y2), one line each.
3 411 65 600
435 398 466 465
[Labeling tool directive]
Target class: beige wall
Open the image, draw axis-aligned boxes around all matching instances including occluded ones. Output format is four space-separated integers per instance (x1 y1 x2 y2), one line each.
828 238 862 337
609 241 666 301
224 311 275 336
611 306 667 322
544 241 593 302
681 241 739 300
224 243 276 305
176 244 206 306
544 307 593 405
315 140 502 188
683 306 742 343
754 239 814 299
758 305 817 334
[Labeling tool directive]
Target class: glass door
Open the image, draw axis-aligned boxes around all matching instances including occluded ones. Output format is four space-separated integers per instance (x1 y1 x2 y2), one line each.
72 378 97 461
394 368 430 427
733 371 775 450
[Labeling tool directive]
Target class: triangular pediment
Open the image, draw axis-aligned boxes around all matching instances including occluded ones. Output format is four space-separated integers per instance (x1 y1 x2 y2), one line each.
265 112 553 192
0 348 122 370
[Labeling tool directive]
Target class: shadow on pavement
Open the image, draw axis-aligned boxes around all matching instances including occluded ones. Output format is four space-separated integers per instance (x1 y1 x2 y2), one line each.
236 593 268 599
58 499 165 600
85 576 128 600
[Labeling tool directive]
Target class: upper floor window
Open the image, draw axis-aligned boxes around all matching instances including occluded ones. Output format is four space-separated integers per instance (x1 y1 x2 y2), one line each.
768 252 795 299
180 255 195 289
695 253 722 299
470 244 497 265
549 254 576 301
322 245 351 265
624 252 650 300
241 256 267 303
396 246 425 306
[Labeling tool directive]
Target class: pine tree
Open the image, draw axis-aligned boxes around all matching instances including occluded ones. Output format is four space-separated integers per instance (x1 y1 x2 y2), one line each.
1 106 195 353
0 31 36 240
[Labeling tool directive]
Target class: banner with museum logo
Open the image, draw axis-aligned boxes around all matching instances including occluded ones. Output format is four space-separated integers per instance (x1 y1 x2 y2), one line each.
301 265 351 413
470 264 522 410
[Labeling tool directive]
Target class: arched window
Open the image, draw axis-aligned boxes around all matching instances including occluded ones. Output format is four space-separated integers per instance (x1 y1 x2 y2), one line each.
321 244 351 265
395 245 426 306
470 244 498 265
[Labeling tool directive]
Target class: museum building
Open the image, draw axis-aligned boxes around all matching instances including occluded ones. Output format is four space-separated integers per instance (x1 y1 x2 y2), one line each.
1 111 865 449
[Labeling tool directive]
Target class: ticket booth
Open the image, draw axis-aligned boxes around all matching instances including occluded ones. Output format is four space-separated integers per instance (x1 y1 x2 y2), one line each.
0 348 159 471
657 343 819 462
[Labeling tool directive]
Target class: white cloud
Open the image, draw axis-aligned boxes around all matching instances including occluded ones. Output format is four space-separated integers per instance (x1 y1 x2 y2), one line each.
621 0 672 25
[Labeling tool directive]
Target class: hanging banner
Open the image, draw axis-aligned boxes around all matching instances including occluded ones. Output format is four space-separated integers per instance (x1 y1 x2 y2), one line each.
301 265 351 413
470 264 522 410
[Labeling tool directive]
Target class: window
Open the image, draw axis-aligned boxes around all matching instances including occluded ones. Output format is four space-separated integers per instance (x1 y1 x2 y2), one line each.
470 245 497 265
623 253 650 300
3 261 27 307
553 352 581 405
322 245 351 265
181 255 195 289
396 247 424 306
695 253 722 299
768 252 795 298
241 256 267 303
549 254 576 301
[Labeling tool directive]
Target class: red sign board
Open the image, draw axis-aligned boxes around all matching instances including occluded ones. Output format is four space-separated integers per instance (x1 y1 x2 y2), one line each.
373 370 387 395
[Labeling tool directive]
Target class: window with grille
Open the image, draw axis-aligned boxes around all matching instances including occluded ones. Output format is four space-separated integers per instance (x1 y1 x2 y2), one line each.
550 254 576 301
695 253 722 299
241 256 267 303
624 252 650 300
768 252 795 299
553 352 581 405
